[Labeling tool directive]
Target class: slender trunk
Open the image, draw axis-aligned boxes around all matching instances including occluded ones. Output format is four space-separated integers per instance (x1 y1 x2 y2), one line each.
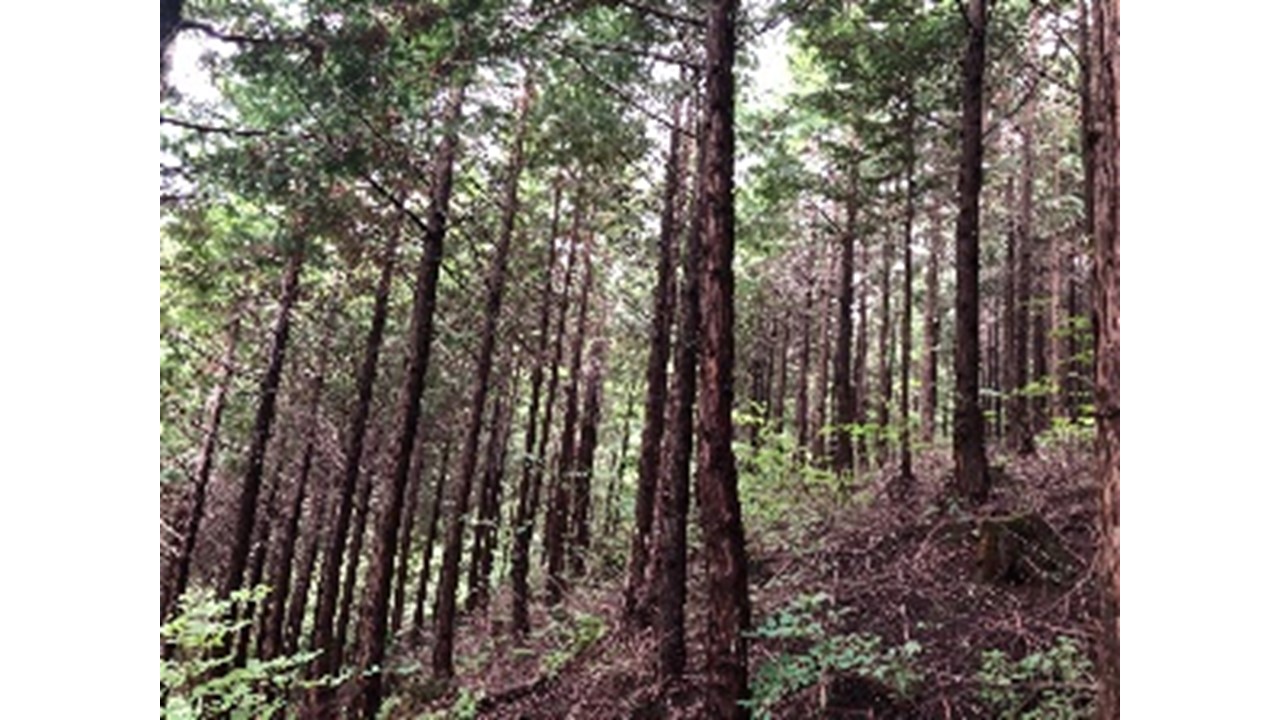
1007 171 1032 454
605 386 638 540
510 184 566 638
164 311 242 622
697 0 751 712
286 476 330 656
335 435 378 670
262 328 332 660
411 442 450 632
812 241 832 461
545 231 593 606
796 286 812 457
391 416 430 635
1021 89 1043 450
236 445 287 666
832 182 856 474
773 311 790 428
853 236 870 468
953 0 993 505
877 231 893 467
652 123 704 679
424 82 529 686
466 368 516 613
223 243 305 599
310 219 402 692
898 108 917 484
1090 0 1120 715
624 96 683 623
571 339 606 576
921 201 942 444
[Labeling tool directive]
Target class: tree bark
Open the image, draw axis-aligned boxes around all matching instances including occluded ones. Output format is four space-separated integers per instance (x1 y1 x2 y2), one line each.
696 0 751 713
571 338 606 576
411 442 451 633
953 0 993 505
853 234 871 468
391 415 430 635
877 231 894 467
921 200 942 444
898 107 917 485
1089 0 1120 715
812 239 833 461
796 285 813 457
832 177 857 475
467 366 517 612
651 121 704 679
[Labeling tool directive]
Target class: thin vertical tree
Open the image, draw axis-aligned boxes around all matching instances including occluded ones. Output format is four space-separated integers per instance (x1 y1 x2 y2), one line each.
1089 0 1120 715
696 0 751 711
624 95 683 624
832 175 857 474
952 0 993 504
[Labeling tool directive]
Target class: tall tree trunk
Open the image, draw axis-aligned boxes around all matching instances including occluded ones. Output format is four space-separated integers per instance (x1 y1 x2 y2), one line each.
953 0 993 505
853 235 870 468
286 473 330 656
262 326 333 660
335 430 378 670
898 107 917 485
832 179 857 475
164 310 242 623
423 81 529 687
1006 171 1032 455
236 444 288 666
467 362 517 613
411 442 450 632
624 96 683 623
309 216 403 691
876 231 894 467
697 0 751 713
391 415 430 635
605 385 638 540
223 243 305 600
773 310 790 428
651 123 704 679
545 230 593 607
1020 80 1045 448
571 338 606 576
796 285 812 457
1089 0 1120 715
921 200 942 444
510 184 568 638
812 240 833 462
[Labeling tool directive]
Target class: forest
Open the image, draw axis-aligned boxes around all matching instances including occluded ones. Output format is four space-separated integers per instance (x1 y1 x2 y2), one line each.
158 0 1119 717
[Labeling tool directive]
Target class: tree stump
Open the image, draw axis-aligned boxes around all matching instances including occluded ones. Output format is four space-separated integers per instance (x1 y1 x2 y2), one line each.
977 514 1075 585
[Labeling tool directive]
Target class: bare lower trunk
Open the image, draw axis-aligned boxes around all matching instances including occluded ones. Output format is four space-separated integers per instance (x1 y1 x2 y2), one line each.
696 0 751 712
953 0 992 505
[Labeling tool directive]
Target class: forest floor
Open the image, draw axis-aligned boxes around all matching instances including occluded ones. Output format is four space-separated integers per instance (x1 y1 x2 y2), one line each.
390 438 1101 719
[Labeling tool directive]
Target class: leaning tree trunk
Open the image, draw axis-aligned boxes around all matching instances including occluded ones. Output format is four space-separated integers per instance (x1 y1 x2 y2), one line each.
164 309 242 624
222 242 305 601
285 476 330 656
1089 0 1120 715
424 80 529 687
696 0 751 713
953 0 993 505
309 206 409 691
411 442 451 633
261 324 332 660
624 95 683 624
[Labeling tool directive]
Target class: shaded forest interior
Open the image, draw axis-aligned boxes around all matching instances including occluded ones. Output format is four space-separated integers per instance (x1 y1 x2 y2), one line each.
159 0 1119 717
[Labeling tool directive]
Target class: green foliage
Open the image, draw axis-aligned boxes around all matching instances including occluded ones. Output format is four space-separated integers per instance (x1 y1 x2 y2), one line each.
734 423 856 538
160 586 319 719
976 636 1094 720
542 611 607 678
745 592 921 719
419 688 481 720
